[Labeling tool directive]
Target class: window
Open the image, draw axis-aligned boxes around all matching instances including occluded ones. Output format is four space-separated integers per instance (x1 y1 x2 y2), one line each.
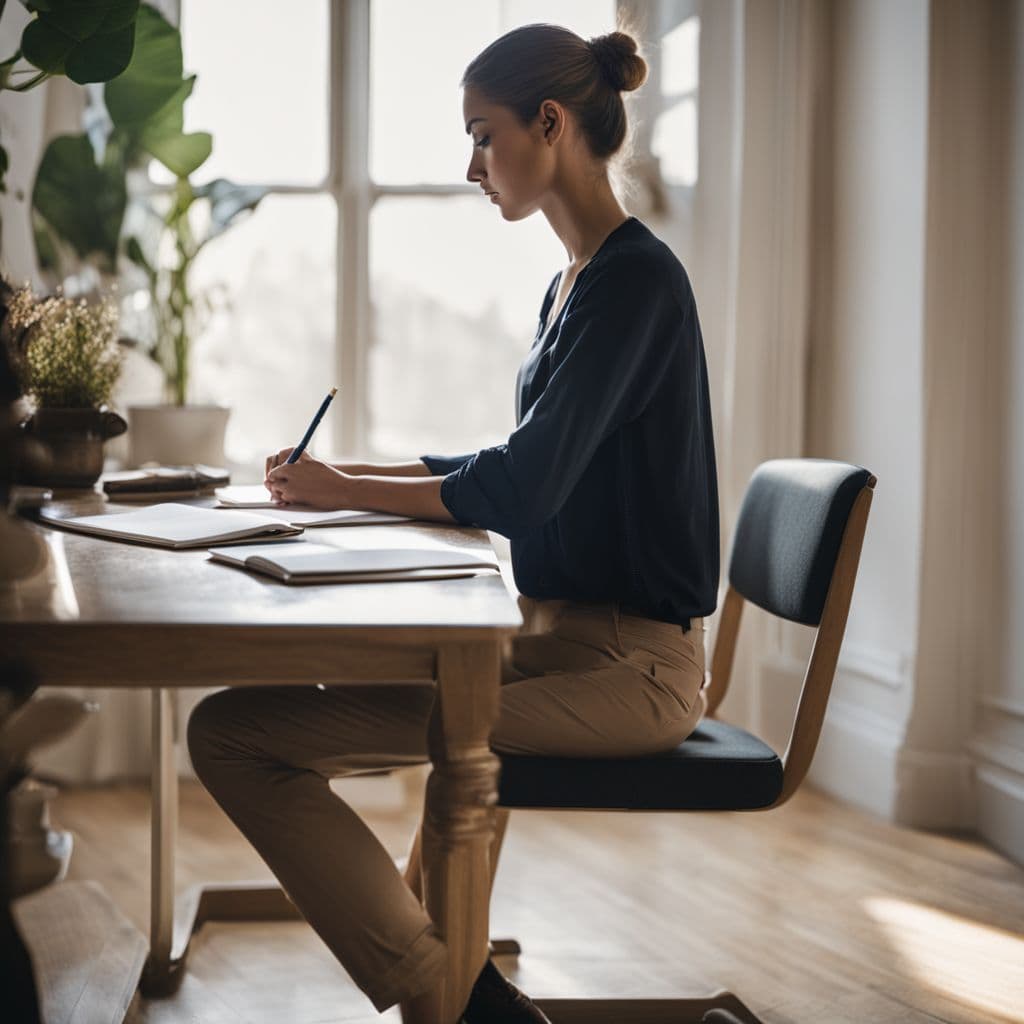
178 0 617 466
651 14 700 189
177 0 333 465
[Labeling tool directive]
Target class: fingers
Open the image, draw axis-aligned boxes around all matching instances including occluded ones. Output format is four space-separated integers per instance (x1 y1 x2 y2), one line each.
265 447 297 478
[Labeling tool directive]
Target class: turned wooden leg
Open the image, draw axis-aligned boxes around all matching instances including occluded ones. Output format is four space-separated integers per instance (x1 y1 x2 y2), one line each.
402 640 502 1024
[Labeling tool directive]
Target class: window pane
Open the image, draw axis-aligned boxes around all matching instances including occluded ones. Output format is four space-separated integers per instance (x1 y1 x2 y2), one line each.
178 0 328 185
661 16 700 98
190 194 337 466
370 0 617 186
653 97 698 187
368 197 566 457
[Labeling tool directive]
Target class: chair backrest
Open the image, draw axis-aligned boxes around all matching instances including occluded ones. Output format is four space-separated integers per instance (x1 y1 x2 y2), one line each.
706 459 876 808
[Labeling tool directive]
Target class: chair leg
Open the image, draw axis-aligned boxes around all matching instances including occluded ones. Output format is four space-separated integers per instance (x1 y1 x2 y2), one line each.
532 991 762 1024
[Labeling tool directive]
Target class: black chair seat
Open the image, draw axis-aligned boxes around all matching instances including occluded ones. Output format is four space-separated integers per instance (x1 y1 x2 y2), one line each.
497 718 784 811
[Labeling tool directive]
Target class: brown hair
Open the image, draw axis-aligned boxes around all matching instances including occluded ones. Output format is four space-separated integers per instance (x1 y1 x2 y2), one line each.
461 24 648 160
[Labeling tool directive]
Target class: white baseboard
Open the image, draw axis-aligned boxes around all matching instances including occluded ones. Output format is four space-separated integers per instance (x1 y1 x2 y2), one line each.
893 747 975 829
756 651 903 819
811 697 902 819
968 736 1024 866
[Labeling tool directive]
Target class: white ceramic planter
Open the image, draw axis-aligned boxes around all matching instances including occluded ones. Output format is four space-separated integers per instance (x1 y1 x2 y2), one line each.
127 404 230 468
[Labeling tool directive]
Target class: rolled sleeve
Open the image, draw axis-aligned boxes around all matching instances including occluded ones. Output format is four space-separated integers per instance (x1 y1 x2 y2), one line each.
420 453 474 476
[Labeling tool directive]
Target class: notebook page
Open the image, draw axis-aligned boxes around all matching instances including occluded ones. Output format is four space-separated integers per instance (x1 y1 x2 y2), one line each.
62 504 297 545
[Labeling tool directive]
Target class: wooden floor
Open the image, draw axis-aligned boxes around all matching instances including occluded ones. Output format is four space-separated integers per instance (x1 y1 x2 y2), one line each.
40 774 1024 1024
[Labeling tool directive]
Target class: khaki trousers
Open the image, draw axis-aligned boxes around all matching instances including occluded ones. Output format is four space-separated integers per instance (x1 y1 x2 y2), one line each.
187 597 706 1011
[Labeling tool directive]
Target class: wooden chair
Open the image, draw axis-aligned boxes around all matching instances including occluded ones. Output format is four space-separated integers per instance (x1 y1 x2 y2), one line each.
487 458 877 1024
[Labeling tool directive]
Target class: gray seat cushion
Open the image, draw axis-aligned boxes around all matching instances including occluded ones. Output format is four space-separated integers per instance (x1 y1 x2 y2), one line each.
497 718 783 811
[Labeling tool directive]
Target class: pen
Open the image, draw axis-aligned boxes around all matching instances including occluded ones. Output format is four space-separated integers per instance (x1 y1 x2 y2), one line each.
286 386 338 464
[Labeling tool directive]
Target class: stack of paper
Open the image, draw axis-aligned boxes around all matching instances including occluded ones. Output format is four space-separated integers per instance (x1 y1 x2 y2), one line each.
45 503 303 549
208 540 499 584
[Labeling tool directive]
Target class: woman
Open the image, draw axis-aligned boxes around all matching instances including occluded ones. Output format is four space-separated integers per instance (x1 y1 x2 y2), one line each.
188 24 718 1024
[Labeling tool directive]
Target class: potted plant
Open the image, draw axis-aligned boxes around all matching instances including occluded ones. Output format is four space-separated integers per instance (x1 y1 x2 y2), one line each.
4 282 125 488
29 3 266 467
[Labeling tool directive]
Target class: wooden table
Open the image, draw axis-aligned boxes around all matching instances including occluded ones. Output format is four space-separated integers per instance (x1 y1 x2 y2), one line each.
0 498 522 1024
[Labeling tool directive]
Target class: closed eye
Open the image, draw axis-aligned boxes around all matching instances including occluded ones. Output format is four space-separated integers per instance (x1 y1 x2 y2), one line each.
473 135 490 149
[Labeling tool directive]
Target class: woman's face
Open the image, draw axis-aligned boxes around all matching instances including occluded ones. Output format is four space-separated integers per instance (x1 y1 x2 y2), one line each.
462 85 556 221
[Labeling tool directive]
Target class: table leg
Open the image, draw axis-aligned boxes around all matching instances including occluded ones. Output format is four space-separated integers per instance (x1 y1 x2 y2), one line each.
137 690 312 1001
403 641 502 1024
140 686 182 996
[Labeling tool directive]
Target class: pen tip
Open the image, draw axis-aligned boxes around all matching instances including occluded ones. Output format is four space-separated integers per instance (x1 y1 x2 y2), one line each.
329 387 338 397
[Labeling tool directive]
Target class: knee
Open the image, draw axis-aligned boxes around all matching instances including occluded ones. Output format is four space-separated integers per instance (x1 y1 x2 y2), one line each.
186 688 241 784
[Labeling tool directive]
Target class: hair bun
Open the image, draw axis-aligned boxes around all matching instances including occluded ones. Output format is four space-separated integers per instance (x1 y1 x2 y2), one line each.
588 31 647 93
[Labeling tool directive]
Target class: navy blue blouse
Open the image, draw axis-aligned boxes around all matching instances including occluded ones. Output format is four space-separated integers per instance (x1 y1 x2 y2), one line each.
422 216 719 627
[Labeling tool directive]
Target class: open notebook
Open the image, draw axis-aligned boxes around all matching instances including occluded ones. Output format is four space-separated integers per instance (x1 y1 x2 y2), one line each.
208 540 499 584
215 485 410 527
45 503 303 549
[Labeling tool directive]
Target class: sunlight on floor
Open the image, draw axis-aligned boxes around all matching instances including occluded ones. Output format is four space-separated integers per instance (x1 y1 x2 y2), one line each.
862 896 1024 1019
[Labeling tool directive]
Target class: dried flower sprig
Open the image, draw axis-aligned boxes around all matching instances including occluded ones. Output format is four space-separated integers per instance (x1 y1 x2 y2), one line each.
5 286 123 409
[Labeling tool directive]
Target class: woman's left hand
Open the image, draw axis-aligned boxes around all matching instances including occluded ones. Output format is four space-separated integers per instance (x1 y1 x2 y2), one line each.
265 458 356 509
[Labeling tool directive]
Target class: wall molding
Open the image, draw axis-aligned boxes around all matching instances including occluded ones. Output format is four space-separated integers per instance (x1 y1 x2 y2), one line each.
978 696 1024 723
811 696 902 820
757 651 903 819
969 736 1024 866
893 745 975 830
837 642 912 691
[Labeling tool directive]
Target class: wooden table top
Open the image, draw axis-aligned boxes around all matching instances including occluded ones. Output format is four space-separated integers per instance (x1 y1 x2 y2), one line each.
1 496 523 635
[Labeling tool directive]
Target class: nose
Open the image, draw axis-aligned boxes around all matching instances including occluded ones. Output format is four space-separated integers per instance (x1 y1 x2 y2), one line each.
466 148 484 185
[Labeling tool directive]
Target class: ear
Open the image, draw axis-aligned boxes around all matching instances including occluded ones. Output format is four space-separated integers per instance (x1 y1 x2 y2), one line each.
537 100 565 144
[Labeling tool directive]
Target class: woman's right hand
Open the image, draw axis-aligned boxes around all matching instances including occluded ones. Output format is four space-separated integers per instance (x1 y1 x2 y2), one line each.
264 447 311 489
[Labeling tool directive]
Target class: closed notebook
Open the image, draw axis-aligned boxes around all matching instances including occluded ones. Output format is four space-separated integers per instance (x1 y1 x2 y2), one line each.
104 465 230 500
208 540 499 584
215 485 411 526
47 503 303 549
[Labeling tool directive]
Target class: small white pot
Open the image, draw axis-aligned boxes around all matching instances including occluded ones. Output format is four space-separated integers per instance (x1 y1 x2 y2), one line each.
127 404 230 468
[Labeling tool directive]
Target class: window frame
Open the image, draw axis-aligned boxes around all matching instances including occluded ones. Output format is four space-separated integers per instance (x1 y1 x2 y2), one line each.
181 0 649 460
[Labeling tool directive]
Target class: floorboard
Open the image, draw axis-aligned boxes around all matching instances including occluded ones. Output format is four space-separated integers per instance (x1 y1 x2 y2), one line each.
35 775 1024 1024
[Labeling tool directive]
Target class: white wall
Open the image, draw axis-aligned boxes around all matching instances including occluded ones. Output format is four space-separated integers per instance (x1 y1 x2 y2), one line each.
799 0 1024 860
970 0 1024 863
772 0 928 817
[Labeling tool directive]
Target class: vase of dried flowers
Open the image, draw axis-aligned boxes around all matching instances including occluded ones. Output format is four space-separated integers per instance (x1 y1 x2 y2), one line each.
5 287 126 488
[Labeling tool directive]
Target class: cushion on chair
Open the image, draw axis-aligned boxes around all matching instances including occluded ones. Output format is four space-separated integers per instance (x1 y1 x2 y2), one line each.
728 459 872 626
497 719 784 811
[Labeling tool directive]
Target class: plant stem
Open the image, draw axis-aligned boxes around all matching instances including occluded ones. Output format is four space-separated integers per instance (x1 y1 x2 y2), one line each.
5 69 50 92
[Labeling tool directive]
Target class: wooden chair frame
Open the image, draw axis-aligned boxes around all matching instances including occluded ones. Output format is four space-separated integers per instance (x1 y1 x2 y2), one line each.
405 475 875 1024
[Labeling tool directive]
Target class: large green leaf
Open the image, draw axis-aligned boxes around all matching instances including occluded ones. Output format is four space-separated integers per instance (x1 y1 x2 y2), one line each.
20 17 73 73
32 133 125 271
65 23 134 83
143 130 211 178
104 5 184 131
104 9 210 178
96 0 140 32
32 212 60 272
31 2 106 41
21 0 139 82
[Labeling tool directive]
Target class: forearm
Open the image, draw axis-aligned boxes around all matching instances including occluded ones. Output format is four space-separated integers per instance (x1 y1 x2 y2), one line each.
332 460 431 477
350 473 455 523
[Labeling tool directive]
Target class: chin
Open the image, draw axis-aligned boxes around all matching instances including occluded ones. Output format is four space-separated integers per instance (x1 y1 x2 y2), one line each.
498 199 537 223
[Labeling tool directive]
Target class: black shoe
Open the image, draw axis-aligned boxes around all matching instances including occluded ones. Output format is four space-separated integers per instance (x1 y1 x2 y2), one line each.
461 958 552 1023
